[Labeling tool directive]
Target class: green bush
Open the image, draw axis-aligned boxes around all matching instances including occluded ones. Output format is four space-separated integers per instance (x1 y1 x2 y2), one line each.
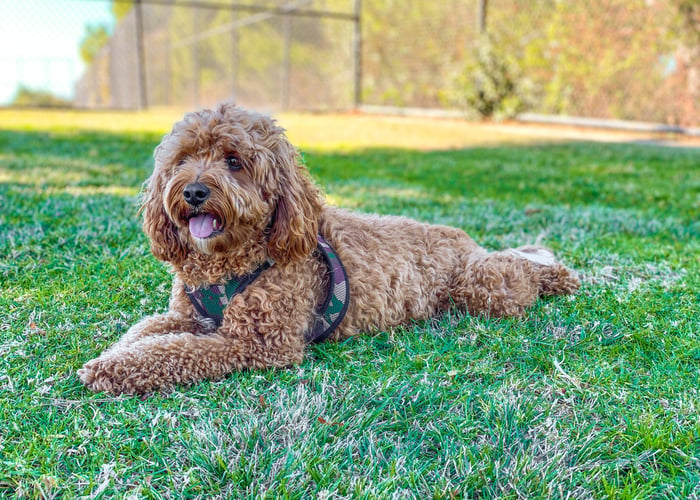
450 34 536 120
11 85 73 108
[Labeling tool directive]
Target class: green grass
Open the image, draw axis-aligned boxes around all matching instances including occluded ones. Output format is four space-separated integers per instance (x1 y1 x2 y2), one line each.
0 111 699 499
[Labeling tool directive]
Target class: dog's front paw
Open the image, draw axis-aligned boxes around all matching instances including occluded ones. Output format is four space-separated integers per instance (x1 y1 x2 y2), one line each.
78 356 149 396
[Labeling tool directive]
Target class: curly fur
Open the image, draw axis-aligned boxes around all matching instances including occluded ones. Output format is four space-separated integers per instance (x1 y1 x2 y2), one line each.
78 103 580 395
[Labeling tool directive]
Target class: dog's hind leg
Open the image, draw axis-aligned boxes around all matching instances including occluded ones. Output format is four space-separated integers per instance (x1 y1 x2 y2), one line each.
448 246 579 318
505 245 580 296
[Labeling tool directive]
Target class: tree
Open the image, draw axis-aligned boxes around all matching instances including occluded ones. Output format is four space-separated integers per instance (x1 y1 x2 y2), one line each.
668 0 700 125
449 0 688 123
78 3 130 66
448 0 553 119
79 24 111 64
112 2 133 21
11 85 73 108
674 0 700 43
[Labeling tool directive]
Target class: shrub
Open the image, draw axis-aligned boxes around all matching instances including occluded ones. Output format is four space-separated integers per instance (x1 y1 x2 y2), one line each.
450 34 536 120
11 85 73 108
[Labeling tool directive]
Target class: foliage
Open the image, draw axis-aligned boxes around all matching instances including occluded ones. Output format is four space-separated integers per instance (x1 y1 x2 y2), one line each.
0 110 699 498
673 0 700 44
541 0 675 121
10 85 73 108
449 33 536 120
364 0 699 125
362 0 474 107
78 24 111 65
76 0 353 109
450 0 686 122
70 1 699 124
112 1 133 21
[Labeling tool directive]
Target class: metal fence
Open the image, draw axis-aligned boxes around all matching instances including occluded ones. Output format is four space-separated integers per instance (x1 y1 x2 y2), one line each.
72 0 360 110
3 0 699 127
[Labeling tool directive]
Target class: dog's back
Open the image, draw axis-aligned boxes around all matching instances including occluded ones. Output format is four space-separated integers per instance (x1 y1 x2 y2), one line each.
320 206 479 337
320 205 579 336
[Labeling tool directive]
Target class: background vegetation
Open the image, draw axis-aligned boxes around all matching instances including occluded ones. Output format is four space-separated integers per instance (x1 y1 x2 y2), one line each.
445 0 699 122
0 110 698 498
66 0 700 125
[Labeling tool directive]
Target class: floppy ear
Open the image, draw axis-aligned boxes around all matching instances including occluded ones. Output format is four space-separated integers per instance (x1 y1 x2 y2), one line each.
267 138 323 265
141 161 187 264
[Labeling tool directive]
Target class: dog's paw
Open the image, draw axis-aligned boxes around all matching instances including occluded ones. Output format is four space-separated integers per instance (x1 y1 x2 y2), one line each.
507 245 580 296
78 357 119 394
78 356 151 396
537 263 581 296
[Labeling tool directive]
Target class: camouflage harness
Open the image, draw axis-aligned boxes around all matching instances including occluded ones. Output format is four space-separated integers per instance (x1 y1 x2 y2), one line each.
186 235 349 344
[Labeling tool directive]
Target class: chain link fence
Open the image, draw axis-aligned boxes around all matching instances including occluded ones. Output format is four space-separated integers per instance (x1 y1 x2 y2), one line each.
3 0 699 127
72 0 359 110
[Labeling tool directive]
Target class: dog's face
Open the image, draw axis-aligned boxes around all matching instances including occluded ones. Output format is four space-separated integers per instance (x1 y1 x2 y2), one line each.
141 104 322 267
158 112 275 257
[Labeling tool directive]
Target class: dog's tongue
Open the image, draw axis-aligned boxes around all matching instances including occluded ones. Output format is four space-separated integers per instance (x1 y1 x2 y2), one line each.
189 214 215 238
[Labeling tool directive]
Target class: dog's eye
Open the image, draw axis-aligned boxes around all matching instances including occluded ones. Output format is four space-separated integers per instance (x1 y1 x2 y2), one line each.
225 154 242 171
177 157 187 166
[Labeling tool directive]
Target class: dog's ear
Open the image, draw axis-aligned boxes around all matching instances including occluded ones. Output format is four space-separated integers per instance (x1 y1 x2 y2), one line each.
267 138 323 265
141 156 186 264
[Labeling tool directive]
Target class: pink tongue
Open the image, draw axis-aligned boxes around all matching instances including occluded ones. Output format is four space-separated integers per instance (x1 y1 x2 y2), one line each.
189 214 215 238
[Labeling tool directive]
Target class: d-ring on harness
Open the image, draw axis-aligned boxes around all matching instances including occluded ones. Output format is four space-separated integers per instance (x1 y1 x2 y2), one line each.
185 234 349 344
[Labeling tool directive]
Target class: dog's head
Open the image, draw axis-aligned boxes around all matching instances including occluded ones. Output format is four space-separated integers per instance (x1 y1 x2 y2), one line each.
141 104 323 266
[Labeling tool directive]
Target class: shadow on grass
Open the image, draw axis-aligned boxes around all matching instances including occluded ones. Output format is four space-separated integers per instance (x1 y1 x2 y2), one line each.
0 129 160 189
1 127 698 214
2 128 698 269
305 141 700 218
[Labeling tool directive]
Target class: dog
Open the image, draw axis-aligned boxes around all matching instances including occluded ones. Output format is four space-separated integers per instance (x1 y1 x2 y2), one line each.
78 103 579 395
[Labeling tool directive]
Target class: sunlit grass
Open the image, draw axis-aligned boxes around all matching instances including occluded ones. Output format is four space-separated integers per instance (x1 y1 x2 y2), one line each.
1 107 682 152
0 109 698 498
0 108 183 134
0 107 555 152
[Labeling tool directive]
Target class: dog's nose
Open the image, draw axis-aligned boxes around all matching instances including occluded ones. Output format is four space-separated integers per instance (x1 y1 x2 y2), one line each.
183 182 210 207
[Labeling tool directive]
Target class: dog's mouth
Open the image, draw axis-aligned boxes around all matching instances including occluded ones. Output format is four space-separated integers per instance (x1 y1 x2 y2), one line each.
188 213 224 239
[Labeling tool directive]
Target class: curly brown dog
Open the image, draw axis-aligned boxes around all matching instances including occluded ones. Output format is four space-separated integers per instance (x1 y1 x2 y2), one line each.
78 104 579 395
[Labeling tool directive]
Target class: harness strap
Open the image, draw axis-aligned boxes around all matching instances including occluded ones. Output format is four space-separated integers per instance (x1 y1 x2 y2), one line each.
185 234 349 343
186 259 273 326
305 235 350 344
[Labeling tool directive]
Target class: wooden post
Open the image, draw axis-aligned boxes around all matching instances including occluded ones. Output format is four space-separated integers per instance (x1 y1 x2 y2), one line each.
477 0 488 34
192 5 200 108
230 2 238 103
281 11 291 110
134 0 148 109
353 0 362 109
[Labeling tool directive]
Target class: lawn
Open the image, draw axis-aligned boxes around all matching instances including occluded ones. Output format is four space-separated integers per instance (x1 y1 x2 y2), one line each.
0 109 698 499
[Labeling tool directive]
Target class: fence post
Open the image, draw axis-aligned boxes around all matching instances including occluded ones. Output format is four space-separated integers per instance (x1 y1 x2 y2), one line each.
192 6 200 108
477 0 488 33
353 0 362 109
134 0 148 109
281 10 291 110
230 3 238 103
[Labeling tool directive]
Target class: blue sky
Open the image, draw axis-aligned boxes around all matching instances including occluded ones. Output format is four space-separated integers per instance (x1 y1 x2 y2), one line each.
0 0 114 104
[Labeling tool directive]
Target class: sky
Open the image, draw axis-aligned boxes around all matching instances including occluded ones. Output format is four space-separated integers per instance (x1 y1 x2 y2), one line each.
0 0 114 104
